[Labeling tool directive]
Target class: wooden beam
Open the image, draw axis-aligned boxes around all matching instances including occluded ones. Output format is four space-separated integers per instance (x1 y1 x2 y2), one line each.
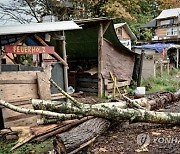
6 54 16 64
13 34 28 46
160 60 163 77
154 61 157 77
51 93 66 100
34 34 68 66
98 23 104 97
62 31 68 96
137 50 144 86
0 80 36 84
103 21 111 35
105 80 130 90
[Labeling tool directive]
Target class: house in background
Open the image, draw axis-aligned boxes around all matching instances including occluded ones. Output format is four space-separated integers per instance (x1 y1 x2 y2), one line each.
114 23 137 50
144 8 180 42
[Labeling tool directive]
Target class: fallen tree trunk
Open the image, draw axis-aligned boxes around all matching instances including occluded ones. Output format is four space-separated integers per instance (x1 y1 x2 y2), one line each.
33 99 180 125
32 100 127 111
147 91 177 110
0 100 81 120
53 118 110 154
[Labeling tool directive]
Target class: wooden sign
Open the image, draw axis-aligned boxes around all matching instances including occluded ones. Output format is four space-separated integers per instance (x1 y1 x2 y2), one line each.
4 45 55 55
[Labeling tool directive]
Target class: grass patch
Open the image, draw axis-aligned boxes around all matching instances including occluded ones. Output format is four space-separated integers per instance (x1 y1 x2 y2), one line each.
141 69 180 93
0 138 54 154
124 69 180 94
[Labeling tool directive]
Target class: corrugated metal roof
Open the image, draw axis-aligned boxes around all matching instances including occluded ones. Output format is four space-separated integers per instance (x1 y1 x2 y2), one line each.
0 21 82 36
156 8 180 19
114 23 137 41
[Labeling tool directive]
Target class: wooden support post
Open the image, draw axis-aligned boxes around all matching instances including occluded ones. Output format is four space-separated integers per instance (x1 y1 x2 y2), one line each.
154 61 156 78
104 79 109 96
137 50 144 86
62 31 68 93
160 60 163 77
177 49 179 69
98 23 104 97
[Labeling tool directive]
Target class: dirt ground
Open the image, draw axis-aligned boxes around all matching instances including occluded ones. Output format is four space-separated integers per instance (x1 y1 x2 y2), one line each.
76 95 180 154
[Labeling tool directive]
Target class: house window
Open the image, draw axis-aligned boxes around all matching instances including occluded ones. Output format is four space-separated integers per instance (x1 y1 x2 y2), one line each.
166 27 178 36
160 19 174 26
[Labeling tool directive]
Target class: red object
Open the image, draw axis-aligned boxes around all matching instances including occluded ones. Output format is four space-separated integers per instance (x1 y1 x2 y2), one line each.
4 45 55 55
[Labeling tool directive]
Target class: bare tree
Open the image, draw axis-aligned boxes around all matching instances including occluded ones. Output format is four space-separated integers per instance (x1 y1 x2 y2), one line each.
0 0 89 25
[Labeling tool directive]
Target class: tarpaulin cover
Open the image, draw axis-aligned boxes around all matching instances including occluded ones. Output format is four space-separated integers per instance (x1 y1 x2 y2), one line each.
133 43 174 53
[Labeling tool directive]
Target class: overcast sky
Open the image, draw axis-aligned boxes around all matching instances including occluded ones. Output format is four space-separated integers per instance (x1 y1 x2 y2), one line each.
1 0 10 4
0 0 33 25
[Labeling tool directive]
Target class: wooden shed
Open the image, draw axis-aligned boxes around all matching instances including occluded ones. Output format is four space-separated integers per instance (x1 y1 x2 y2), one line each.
65 18 138 96
0 21 81 128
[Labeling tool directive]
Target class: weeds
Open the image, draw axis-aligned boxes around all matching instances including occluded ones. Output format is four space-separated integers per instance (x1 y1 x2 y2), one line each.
124 69 180 94
141 69 180 93
0 139 54 154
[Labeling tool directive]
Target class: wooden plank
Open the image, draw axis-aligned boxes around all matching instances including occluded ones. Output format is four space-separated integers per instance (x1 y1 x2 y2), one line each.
105 80 130 90
37 72 51 100
2 104 34 120
8 100 31 106
0 71 39 81
4 114 33 123
0 84 39 101
4 115 40 128
77 78 98 83
0 80 36 84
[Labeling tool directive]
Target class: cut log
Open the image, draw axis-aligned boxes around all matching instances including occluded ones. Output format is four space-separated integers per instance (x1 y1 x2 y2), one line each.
53 118 110 154
33 99 180 125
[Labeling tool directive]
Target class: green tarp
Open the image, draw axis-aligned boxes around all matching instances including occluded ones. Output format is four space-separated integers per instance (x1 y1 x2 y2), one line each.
65 20 136 60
